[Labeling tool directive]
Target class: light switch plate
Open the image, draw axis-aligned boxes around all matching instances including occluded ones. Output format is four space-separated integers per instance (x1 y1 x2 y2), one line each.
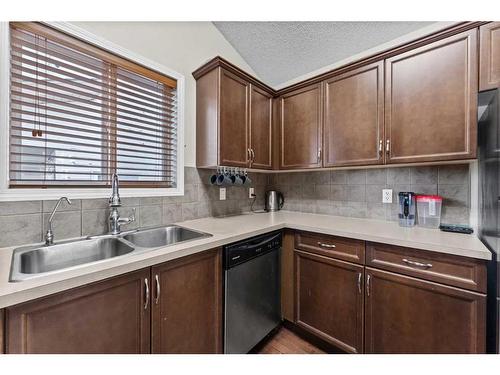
249 187 255 198
219 187 226 201
382 189 393 203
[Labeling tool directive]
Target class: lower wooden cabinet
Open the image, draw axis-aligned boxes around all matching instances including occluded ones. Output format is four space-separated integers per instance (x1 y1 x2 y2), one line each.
1 309 4 354
295 250 364 353
5 248 223 354
366 242 487 293
2 231 488 355
281 230 295 322
364 267 486 354
289 232 487 354
151 248 223 353
6 268 151 354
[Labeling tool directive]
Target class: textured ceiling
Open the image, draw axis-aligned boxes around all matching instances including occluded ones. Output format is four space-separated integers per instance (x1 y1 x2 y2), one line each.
213 22 435 87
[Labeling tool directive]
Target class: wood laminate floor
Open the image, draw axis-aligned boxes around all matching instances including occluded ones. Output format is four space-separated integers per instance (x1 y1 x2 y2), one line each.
257 327 326 354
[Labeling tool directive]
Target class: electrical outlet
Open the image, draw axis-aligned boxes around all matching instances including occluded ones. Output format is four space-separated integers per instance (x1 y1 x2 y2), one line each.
219 187 226 201
249 187 255 199
382 189 393 203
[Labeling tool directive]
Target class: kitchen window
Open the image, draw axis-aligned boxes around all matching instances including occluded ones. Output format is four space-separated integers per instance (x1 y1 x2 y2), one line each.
3 22 182 196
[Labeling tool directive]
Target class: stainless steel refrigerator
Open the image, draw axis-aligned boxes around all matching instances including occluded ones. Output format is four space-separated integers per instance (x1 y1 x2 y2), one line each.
478 89 500 353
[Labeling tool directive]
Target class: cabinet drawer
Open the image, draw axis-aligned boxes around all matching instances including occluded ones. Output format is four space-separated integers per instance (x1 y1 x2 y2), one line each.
295 231 365 264
366 242 487 293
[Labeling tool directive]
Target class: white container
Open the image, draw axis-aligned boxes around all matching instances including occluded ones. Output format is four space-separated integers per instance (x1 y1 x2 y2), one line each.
416 195 443 228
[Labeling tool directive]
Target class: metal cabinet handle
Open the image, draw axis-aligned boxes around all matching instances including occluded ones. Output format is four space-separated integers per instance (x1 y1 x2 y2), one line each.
366 274 371 297
144 278 150 309
155 274 160 305
317 148 322 163
247 148 251 162
317 241 336 248
378 139 383 154
251 148 255 162
402 258 433 269
386 139 390 154
357 273 362 294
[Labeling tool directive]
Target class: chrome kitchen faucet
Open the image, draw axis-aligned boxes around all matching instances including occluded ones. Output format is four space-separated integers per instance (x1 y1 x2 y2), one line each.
108 173 135 235
45 196 72 245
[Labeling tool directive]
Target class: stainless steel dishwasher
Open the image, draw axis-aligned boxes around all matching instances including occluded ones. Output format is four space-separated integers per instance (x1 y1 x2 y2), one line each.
224 231 282 354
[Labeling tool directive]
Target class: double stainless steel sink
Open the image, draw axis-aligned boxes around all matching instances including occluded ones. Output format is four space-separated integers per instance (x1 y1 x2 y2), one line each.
9 225 212 282
122 226 208 248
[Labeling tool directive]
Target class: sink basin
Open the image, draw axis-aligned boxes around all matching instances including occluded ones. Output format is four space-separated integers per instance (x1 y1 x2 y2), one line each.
9 225 212 282
122 225 211 248
10 237 134 281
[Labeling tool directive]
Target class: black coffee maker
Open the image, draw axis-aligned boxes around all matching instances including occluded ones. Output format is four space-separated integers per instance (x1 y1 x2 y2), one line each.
398 192 416 227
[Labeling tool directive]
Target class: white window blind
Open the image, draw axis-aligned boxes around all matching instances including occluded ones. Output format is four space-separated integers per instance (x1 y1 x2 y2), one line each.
9 22 178 188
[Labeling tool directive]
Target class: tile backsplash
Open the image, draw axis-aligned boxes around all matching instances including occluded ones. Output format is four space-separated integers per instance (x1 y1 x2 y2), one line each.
266 164 471 225
0 167 267 247
0 164 471 248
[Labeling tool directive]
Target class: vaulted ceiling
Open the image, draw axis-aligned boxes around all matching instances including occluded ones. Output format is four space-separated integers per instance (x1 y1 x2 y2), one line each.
213 22 436 87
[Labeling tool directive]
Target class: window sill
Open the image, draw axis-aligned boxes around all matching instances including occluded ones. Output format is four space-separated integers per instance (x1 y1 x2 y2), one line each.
0 187 184 202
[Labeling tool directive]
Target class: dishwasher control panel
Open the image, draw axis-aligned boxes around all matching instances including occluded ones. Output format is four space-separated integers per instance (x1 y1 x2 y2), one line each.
223 231 282 269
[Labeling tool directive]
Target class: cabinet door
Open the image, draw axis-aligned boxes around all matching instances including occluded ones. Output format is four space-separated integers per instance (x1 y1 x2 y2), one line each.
6 268 151 354
364 267 486 354
281 229 295 322
324 62 384 167
0 309 4 354
249 84 273 169
295 250 364 353
279 84 322 169
220 69 249 167
480 22 500 91
151 248 223 354
385 30 477 163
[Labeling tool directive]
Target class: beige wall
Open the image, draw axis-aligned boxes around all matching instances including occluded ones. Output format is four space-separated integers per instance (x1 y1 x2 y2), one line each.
70 22 257 167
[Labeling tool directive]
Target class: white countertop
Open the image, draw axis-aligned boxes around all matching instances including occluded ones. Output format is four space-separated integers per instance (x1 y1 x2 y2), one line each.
0 211 491 308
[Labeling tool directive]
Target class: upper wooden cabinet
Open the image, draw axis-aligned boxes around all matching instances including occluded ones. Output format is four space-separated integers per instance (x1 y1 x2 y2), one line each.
364 267 486 354
194 58 274 169
195 24 483 171
480 22 500 91
323 61 384 167
6 268 151 354
385 29 478 164
219 69 249 167
249 85 273 169
151 248 223 354
279 83 323 169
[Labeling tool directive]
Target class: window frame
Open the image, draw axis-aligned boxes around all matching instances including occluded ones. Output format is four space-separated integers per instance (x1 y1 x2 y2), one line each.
0 21 185 201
